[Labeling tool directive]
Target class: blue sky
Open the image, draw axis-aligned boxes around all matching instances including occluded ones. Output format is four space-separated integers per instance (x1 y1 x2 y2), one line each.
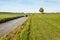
0 0 60 13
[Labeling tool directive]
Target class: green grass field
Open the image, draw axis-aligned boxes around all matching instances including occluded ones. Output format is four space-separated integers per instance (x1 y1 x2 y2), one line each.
0 13 25 23
29 14 60 40
0 13 60 40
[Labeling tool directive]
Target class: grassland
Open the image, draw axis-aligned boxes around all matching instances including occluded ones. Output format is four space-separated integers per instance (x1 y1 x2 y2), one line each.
0 13 25 23
29 14 60 40
0 13 60 40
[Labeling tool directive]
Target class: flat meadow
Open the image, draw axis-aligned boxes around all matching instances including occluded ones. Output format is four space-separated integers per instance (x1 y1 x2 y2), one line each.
0 13 25 23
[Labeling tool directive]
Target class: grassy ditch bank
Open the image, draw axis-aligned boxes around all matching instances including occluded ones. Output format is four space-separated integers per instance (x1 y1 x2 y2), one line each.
0 13 25 23
0 17 30 40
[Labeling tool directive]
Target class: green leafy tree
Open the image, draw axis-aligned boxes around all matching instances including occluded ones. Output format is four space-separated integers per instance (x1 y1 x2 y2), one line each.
39 8 44 14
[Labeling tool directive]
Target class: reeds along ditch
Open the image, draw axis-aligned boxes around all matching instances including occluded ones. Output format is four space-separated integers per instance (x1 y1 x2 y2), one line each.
13 17 31 40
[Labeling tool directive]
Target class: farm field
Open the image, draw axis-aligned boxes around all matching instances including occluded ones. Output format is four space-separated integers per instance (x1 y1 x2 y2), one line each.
29 14 60 40
0 13 25 23
0 13 60 40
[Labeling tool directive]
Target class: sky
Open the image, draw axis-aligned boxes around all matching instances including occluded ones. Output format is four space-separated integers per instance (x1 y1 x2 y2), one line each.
0 0 60 13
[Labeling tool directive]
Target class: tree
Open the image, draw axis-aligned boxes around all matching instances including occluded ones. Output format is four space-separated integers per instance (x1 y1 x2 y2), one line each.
39 8 44 14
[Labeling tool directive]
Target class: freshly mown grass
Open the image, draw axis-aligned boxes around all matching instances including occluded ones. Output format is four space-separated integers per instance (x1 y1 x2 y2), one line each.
29 14 60 40
1 13 60 40
0 13 25 23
